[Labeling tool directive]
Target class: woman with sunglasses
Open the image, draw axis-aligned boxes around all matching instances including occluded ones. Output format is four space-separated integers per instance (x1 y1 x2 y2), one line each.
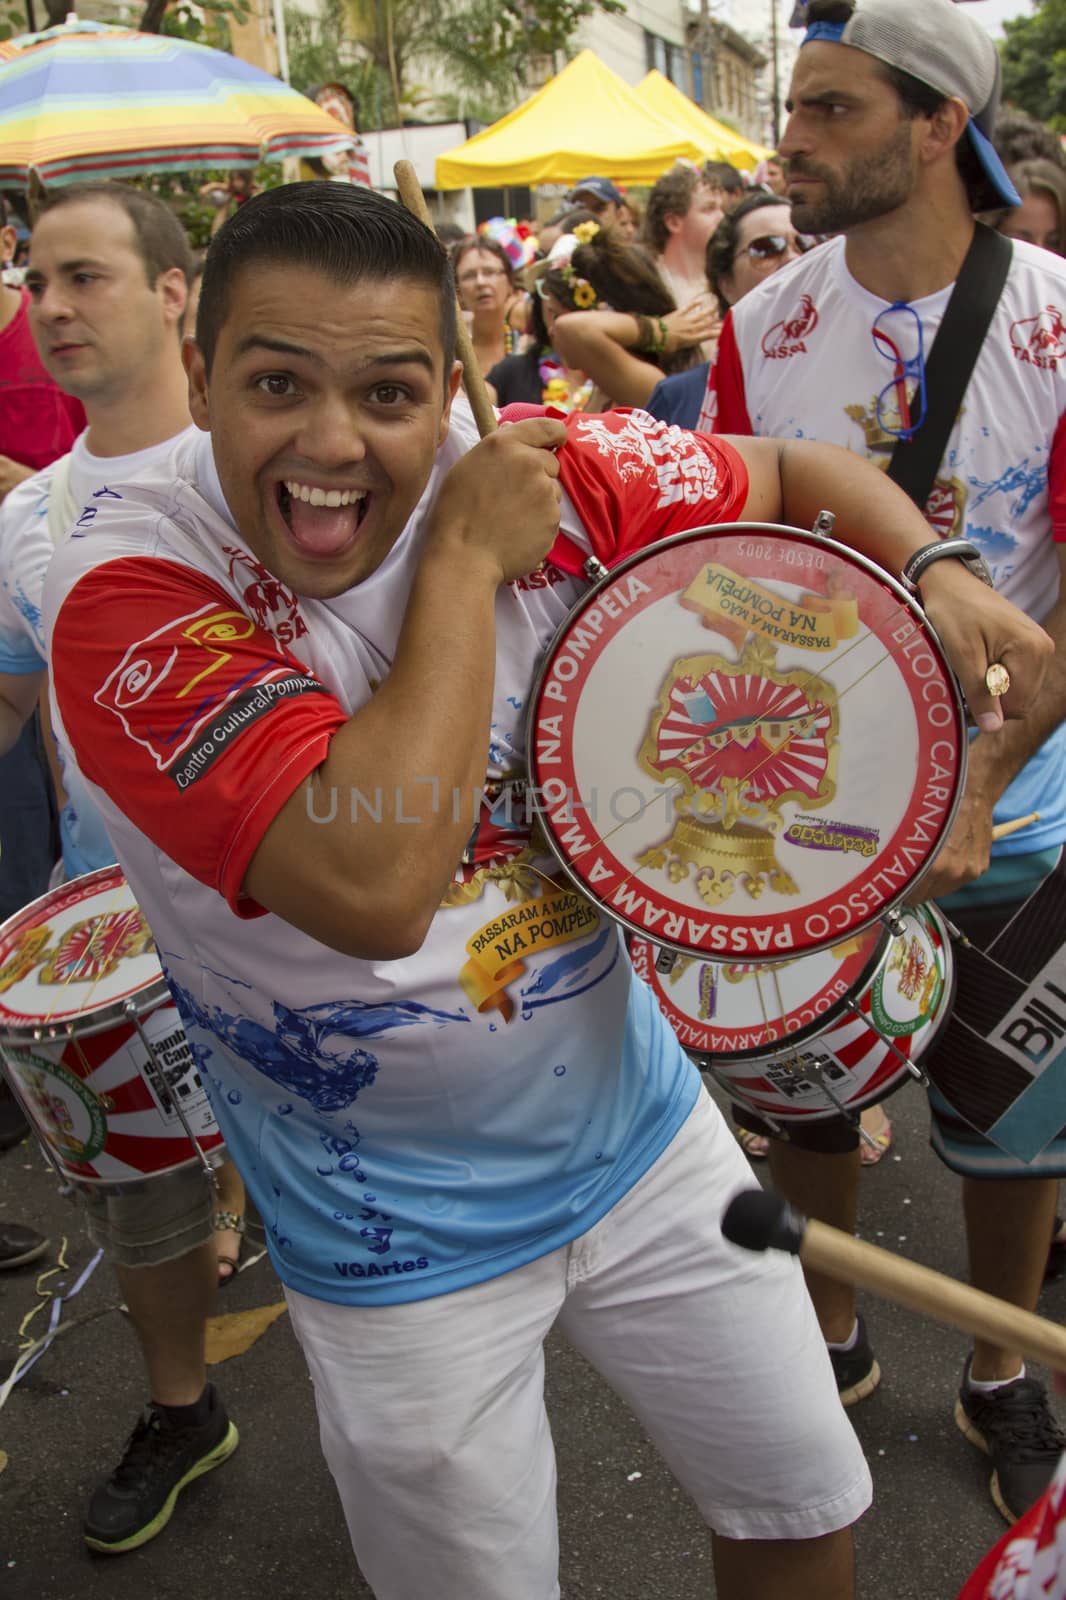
644 195 810 431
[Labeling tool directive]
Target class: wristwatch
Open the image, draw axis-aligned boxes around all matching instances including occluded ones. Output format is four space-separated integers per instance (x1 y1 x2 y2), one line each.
899 538 993 596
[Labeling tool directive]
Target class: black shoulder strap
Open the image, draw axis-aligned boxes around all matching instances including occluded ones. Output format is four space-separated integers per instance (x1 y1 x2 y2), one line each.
887 224 1012 512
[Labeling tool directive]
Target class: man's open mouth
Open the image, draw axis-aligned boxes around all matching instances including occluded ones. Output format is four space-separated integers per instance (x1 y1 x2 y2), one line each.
276 479 372 557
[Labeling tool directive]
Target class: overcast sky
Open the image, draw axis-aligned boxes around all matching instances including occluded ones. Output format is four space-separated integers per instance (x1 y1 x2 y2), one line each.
747 0 1036 40
961 0 1035 36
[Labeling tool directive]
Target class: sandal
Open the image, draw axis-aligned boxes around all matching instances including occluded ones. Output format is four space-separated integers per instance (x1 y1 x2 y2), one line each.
859 1112 893 1167
736 1126 770 1161
212 1209 246 1287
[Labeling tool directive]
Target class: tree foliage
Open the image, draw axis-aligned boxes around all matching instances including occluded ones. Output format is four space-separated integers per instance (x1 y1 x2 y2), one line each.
289 0 625 129
0 0 247 43
1001 0 1066 133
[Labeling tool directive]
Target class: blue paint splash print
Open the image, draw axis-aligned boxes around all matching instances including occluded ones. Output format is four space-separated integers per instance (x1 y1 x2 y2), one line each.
520 927 619 1012
167 977 470 1112
969 457 1048 519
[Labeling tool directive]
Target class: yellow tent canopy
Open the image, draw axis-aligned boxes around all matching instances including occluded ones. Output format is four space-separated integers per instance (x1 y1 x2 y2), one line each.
635 71 773 172
435 50 706 190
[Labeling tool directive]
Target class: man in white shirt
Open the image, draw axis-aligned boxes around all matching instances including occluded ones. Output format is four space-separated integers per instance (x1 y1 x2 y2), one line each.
42 180 1051 1598
704 0 1066 1525
644 163 723 311
0 182 240 1554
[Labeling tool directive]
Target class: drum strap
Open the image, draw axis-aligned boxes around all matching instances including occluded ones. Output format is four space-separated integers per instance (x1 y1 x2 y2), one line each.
45 453 78 549
887 224 1013 513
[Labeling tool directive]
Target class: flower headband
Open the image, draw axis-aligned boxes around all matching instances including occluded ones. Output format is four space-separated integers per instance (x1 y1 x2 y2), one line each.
547 220 601 308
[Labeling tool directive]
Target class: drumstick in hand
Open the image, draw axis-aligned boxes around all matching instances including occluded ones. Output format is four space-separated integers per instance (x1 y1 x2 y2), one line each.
393 160 497 440
722 1189 1066 1370
990 812 1041 843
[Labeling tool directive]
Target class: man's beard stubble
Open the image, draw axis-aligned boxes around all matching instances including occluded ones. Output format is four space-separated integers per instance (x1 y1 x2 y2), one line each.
788 122 915 235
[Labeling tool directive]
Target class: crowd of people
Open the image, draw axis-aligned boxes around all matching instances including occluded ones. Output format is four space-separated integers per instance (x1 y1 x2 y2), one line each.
2 0 1066 1595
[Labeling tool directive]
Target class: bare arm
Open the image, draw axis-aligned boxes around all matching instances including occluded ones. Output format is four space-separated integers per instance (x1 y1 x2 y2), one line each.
728 433 1054 732
242 417 567 960
551 298 720 409
916 545 1066 899
0 668 44 757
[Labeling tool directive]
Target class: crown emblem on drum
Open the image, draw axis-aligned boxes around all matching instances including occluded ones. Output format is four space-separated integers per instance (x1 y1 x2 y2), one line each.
635 637 840 906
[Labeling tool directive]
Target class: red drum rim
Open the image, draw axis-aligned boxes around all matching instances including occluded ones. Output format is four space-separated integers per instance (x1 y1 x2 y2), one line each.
528 522 967 961
0 864 167 1038
629 918 890 1061
695 903 956 1124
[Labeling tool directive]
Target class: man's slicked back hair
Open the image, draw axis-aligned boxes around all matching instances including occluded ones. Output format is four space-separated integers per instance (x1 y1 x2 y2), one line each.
196 182 457 381
38 181 195 287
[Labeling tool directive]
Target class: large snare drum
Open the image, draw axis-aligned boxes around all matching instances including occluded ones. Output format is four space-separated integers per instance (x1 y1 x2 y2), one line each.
630 903 955 1124
0 866 223 1189
529 522 966 961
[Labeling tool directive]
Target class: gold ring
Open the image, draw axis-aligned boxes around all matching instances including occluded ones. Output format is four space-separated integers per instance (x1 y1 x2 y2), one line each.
985 663 1010 697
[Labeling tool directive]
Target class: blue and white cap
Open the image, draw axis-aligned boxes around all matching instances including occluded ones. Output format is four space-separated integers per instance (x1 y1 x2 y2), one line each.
801 0 1020 208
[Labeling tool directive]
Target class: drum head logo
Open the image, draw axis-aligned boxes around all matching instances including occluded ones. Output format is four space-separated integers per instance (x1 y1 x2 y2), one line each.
0 908 154 995
9 1050 108 1164
870 917 944 1038
530 529 964 960
637 633 839 908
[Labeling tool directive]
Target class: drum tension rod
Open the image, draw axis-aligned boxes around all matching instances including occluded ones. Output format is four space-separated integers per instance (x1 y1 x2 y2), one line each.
778 1051 884 1152
842 1000 929 1087
582 556 610 582
810 510 836 539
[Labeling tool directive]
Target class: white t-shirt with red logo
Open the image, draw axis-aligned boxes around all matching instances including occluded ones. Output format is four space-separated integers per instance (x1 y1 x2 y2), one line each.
44 409 750 1306
703 234 1066 854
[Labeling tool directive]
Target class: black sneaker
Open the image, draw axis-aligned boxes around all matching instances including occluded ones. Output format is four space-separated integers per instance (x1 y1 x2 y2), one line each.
84 1385 238 1554
828 1315 881 1406
955 1357 1066 1523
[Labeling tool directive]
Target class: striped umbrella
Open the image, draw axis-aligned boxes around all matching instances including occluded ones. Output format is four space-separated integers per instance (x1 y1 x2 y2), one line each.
0 19 356 187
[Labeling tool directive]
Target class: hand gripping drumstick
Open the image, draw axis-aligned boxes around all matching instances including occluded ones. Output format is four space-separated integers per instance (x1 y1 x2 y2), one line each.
393 160 498 440
722 1189 1066 1371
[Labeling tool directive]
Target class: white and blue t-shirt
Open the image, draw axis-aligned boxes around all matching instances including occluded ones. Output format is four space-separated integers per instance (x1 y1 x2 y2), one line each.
44 411 752 1304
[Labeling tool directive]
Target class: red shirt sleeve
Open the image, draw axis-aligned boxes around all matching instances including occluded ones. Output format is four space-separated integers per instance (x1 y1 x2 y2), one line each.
51 556 349 917
707 312 754 437
549 408 750 574
1049 407 1066 542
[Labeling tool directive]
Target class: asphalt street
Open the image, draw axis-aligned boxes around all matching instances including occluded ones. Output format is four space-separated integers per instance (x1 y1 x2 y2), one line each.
1 1073 1060 1600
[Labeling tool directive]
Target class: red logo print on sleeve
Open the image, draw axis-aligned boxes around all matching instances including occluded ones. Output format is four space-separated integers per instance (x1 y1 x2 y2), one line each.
94 601 314 774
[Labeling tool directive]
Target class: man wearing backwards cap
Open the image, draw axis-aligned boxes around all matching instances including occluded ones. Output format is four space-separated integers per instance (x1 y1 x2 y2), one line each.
704 0 1066 1525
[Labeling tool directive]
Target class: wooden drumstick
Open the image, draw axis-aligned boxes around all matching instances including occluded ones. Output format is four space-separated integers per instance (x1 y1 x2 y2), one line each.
990 812 1041 843
723 1189 1066 1370
393 160 498 440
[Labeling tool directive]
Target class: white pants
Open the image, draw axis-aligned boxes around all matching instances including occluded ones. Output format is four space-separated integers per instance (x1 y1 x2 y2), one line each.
285 1088 871 1600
